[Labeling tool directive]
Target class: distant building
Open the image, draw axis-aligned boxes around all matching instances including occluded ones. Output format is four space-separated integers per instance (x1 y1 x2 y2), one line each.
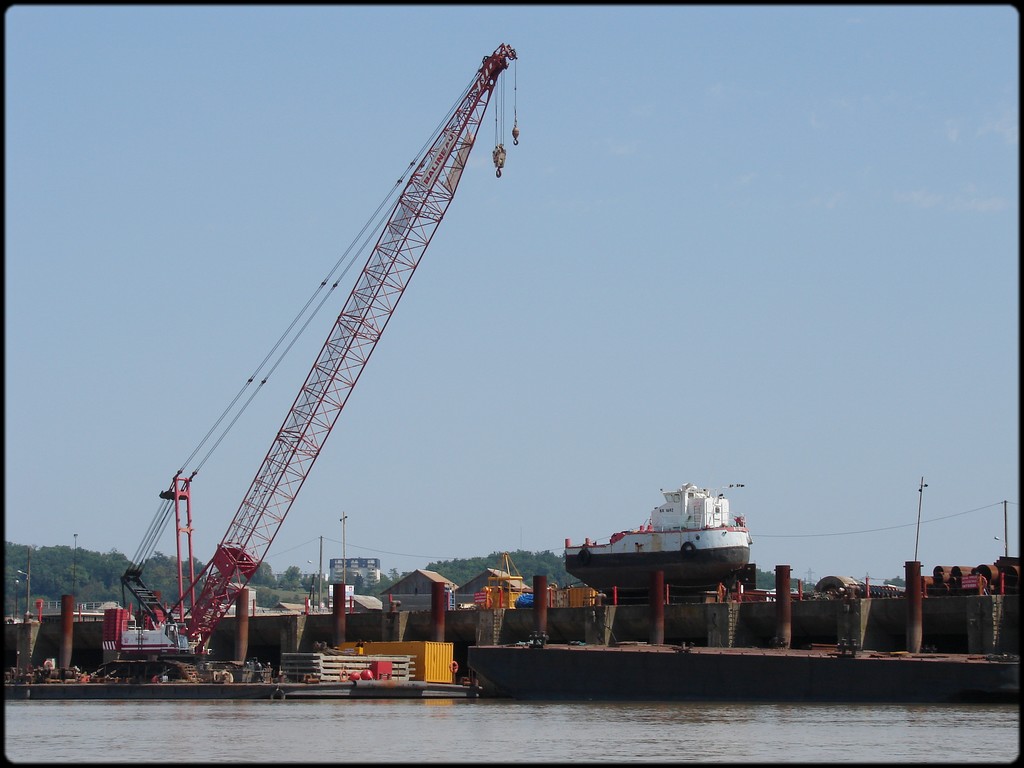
273 595 382 614
345 594 383 613
330 557 381 585
273 602 308 614
380 569 457 611
327 594 383 613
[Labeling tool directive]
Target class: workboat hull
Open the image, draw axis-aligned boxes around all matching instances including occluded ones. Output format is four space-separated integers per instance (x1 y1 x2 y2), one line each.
564 482 752 591
467 644 1020 703
565 544 750 590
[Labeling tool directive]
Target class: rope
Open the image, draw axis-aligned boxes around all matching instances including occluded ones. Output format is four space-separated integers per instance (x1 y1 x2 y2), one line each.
131 74 475 574
177 82 468 478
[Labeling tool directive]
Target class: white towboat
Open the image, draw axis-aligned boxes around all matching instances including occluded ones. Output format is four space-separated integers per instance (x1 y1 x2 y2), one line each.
564 483 752 591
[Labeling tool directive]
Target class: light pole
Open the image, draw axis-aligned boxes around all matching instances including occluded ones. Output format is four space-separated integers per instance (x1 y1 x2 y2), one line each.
13 579 19 620
913 477 928 563
306 560 316 611
995 501 1010 559
17 568 29 621
318 535 324 611
72 533 79 597
340 513 348 586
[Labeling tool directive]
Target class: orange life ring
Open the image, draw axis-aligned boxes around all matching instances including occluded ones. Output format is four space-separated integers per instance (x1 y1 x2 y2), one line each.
449 660 459 674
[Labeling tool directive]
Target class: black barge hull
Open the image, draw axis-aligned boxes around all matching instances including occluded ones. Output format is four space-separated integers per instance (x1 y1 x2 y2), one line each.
467 644 1019 703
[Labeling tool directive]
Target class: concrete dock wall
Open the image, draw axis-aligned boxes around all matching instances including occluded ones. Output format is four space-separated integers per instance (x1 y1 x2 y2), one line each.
5 594 1017 673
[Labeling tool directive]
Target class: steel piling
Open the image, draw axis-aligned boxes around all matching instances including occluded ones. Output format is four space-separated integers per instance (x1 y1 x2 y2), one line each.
774 565 792 648
906 560 922 653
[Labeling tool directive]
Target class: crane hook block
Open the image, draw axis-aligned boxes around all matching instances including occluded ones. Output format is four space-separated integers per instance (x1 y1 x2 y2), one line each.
512 123 520 146
493 143 506 178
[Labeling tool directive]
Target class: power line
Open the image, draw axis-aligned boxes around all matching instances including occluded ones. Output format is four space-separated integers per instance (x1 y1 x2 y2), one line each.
755 501 1015 539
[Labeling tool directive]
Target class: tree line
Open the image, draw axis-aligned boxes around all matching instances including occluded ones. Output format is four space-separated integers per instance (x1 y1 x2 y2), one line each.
5 540 807 617
3 541 578 615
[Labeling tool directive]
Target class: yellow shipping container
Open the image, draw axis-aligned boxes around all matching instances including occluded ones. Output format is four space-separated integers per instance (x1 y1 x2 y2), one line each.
337 641 456 683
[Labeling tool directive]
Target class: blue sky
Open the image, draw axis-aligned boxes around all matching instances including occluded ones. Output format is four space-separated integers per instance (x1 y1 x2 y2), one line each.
5 5 1019 586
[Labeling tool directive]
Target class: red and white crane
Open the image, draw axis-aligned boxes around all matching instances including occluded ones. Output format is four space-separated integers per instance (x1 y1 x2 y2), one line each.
113 43 517 656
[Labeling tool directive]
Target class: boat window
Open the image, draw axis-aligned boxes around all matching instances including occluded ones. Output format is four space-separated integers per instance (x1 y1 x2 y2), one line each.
673 493 681 502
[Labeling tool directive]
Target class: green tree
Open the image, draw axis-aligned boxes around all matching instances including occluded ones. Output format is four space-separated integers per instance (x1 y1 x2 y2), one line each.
248 562 277 588
424 550 570 588
277 565 302 591
366 569 403 596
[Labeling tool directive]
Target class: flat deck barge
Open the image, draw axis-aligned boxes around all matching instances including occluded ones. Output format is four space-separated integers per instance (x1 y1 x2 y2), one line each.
4 679 480 701
468 643 1019 703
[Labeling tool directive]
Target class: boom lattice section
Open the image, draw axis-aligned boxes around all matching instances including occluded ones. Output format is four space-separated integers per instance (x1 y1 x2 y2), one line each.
183 44 517 648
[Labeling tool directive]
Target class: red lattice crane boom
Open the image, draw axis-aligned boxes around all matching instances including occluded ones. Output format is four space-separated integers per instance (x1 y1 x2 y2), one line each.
175 44 517 650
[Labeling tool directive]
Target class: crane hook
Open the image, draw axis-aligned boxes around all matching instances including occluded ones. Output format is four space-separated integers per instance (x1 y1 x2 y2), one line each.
512 121 520 146
492 143 506 178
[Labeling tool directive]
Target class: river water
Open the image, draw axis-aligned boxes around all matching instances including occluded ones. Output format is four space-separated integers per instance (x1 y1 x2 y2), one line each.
3 699 1019 763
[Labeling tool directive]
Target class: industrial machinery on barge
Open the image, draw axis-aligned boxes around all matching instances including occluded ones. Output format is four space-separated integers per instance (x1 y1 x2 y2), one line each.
101 44 519 676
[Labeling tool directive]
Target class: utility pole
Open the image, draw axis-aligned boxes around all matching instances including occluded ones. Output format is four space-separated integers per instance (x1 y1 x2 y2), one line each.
340 513 348 585
17 570 28 618
913 477 927 563
1004 500 1009 558
26 547 31 620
